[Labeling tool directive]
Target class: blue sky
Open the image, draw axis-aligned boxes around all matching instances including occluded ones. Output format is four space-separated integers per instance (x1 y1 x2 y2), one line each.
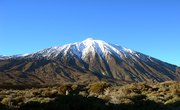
0 0 180 66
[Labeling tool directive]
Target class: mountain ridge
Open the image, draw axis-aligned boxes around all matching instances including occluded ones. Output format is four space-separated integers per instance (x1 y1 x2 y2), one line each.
0 38 178 67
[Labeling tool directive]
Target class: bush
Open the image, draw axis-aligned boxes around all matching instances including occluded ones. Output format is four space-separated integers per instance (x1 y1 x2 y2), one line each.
27 97 51 104
58 85 72 95
42 89 58 98
0 81 179 110
11 96 24 106
1 97 10 105
88 82 110 94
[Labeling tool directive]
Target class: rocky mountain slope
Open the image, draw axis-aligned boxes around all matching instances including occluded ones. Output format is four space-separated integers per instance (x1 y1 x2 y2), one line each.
0 38 179 86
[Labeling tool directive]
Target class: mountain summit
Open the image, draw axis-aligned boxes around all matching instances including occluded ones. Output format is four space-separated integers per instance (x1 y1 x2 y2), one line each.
0 38 179 86
29 38 136 59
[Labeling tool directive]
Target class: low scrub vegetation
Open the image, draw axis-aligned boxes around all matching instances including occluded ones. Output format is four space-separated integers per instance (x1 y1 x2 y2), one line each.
0 81 179 110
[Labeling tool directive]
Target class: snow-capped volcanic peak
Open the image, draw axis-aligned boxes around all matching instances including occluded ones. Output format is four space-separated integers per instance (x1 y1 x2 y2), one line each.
0 38 178 85
78 38 121 57
77 38 136 57
0 38 137 60
32 38 136 59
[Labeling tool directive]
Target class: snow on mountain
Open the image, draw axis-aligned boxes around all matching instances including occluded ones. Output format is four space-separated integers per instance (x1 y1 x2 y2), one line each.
0 38 151 63
0 55 12 60
30 38 139 60
0 54 29 60
0 55 6 60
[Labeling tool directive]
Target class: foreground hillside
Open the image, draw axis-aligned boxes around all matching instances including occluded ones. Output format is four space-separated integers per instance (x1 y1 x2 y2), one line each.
0 81 179 110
